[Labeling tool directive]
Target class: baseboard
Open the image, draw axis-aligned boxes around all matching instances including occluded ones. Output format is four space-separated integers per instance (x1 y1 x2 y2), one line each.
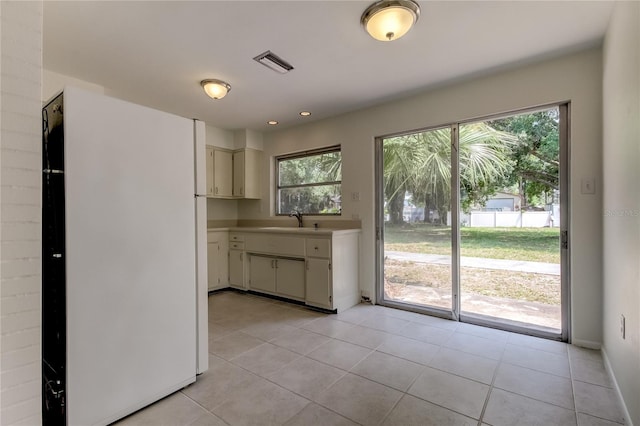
571 338 601 349
601 347 634 426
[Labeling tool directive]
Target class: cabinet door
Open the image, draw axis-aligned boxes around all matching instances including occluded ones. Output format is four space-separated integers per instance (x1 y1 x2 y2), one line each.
206 147 214 197
232 151 245 197
229 249 245 289
248 255 276 293
306 258 332 309
207 241 219 290
276 258 305 300
217 238 229 288
213 149 233 197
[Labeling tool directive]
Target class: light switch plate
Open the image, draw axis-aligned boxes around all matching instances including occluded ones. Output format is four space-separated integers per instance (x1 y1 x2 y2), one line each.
581 177 596 194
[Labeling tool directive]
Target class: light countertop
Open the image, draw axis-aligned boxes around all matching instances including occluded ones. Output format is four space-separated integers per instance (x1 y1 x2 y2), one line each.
207 226 360 236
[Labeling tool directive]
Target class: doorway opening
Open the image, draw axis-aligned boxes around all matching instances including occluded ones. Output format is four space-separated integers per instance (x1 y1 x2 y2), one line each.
376 105 569 340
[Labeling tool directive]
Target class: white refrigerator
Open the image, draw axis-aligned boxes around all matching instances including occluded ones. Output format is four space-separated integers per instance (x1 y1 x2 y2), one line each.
42 86 208 425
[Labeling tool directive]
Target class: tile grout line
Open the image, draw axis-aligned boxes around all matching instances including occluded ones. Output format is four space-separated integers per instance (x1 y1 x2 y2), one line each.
208 294 623 425
567 348 626 426
567 346 582 425
376 355 429 425
487 345 583 415
211 350 322 424
179 390 233 425
476 341 507 426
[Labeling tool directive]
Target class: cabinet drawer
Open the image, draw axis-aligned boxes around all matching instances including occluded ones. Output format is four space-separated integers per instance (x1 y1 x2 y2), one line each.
208 230 227 243
229 241 245 250
229 233 245 242
306 238 331 258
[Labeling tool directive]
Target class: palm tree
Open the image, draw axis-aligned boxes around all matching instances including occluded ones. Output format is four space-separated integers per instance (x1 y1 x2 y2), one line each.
383 135 422 223
384 123 516 224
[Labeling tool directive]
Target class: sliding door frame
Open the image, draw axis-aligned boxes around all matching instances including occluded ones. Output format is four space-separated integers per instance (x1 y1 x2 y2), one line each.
375 102 571 341
374 124 457 320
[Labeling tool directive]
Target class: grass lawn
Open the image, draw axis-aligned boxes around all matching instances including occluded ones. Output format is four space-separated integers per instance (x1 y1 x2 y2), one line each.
384 223 560 263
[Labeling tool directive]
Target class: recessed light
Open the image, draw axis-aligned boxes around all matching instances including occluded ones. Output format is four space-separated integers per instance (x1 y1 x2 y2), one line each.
267 120 279 125
299 111 311 117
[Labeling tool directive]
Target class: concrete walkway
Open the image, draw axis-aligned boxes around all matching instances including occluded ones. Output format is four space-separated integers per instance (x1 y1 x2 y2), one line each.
385 251 560 276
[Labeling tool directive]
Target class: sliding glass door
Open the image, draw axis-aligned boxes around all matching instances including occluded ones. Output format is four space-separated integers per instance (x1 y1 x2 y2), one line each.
378 127 455 317
376 105 569 339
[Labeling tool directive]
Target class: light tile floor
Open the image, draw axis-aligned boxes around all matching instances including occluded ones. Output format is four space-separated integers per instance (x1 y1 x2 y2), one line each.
115 291 626 426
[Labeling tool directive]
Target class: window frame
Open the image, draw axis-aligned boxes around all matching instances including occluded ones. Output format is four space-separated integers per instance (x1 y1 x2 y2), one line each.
275 145 342 216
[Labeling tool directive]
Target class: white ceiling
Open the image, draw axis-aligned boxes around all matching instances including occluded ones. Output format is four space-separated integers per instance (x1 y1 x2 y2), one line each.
43 1 614 131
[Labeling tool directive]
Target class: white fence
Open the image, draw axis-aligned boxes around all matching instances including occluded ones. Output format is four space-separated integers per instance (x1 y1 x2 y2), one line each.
456 210 559 228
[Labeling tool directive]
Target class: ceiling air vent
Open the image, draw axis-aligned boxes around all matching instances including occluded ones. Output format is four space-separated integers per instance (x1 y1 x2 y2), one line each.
253 50 294 74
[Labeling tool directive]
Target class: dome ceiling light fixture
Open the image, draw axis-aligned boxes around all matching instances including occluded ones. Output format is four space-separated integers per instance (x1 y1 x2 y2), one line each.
361 0 420 42
200 79 231 100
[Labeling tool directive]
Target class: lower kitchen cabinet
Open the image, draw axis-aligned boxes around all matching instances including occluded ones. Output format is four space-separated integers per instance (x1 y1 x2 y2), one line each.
248 255 276 293
248 255 305 301
209 228 359 311
228 249 245 289
305 258 332 309
207 231 228 291
275 258 305 300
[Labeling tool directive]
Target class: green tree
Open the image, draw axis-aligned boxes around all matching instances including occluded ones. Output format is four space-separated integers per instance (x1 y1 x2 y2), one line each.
383 136 420 223
489 109 559 207
278 150 342 214
384 123 516 224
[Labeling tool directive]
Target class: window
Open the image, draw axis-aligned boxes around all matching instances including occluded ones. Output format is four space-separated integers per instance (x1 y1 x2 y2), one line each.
276 146 342 215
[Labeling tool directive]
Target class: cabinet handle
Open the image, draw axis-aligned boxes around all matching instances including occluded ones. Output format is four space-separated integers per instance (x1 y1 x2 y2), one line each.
314 246 318 251
271 259 275 269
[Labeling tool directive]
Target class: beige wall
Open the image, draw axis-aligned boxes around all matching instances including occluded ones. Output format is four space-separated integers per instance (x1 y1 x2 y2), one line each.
43 69 104 103
249 49 604 346
602 1 640 424
16 4 636 424
206 124 234 150
1 1 44 424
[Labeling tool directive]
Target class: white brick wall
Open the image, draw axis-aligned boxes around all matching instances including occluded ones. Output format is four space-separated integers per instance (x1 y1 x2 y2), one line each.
1 1 43 425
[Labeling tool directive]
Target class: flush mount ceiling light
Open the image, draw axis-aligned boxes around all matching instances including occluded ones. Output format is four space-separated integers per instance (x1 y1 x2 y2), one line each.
200 79 231 100
267 120 279 125
299 111 311 117
361 0 420 41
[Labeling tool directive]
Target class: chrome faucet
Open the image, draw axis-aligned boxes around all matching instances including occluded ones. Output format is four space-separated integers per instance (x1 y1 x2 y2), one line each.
289 210 303 227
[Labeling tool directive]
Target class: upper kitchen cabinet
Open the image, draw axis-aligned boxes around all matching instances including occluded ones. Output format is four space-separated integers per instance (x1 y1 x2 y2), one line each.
233 148 262 199
206 147 233 198
206 146 214 196
212 149 233 197
207 146 263 199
